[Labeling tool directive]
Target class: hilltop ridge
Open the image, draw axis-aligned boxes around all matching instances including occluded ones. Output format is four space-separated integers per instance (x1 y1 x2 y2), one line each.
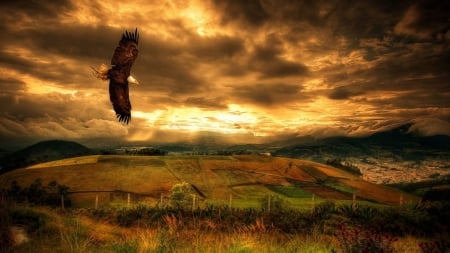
0 140 93 173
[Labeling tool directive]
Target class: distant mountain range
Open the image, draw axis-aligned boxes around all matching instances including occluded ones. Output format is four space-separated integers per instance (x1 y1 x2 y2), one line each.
0 140 93 173
272 123 450 162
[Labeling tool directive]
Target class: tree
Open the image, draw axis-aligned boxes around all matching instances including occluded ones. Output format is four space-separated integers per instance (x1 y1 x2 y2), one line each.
170 182 195 209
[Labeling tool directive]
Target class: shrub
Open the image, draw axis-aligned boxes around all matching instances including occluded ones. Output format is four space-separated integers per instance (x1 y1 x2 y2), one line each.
419 238 450 253
11 207 48 233
326 158 362 176
336 204 382 230
169 182 196 210
259 194 288 212
265 209 311 233
0 202 13 252
312 200 335 220
6 179 71 207
335 223 397 253
116 206 147 227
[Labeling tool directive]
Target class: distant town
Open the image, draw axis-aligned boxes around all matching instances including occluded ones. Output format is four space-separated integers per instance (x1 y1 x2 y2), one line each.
349 157 449 184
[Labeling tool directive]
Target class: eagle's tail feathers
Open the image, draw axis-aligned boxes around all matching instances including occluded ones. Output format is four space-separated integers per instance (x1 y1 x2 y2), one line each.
91 64 109 81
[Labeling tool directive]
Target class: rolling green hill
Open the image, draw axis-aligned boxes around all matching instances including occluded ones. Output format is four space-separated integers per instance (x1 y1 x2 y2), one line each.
0 155 419 208
0 140 93 173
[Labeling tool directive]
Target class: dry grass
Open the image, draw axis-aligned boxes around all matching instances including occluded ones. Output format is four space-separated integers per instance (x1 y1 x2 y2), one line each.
27 155 100 169
5 205 446 253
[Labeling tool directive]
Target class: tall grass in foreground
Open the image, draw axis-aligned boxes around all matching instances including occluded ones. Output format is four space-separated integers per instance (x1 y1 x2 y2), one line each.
3 200 449 252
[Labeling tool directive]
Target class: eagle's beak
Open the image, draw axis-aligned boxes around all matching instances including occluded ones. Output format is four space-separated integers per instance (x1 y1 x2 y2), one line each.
127 75 139 85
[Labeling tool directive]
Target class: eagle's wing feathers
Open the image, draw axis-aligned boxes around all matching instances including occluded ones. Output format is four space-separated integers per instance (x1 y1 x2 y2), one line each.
109 81 131 124
108 28 139 124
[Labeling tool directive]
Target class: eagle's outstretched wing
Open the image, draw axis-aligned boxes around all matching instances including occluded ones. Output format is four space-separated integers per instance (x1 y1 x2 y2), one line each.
109 28 139 124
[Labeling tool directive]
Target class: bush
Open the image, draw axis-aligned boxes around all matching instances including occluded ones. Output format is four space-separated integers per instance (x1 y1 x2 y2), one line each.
335 223 397 253
6 179 71 207
0 202 13 252
11 207 48 233
312 200 335 220
259 195 288 212
116 205 149 227
326 158 362 176
169 182 196 209
419 238 450 253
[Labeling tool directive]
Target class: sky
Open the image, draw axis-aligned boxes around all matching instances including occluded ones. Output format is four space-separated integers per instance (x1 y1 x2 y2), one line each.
0 0 449 149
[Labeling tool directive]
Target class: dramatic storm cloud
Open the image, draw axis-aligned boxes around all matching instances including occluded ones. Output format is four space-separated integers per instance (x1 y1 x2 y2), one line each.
0 0 449 148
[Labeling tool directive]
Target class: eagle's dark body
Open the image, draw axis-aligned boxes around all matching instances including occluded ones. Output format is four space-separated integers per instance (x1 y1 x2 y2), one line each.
107 28 139 124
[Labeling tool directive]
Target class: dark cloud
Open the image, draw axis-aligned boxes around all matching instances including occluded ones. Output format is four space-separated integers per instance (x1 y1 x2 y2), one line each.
0 0 75 20
138 57 206 95
184 97 228 109
249 35 309 78
394 0 450 40
366 90 450 110
327 1 408 35
22 25 121 60
328 86 364 100
188 35 245 60
349 46 449 94
410 118 450 136
232 83 306 106
0 89 126 143
0 78 27 97
0 25 126 89
0 48 93 88
211 0 270 27
0 92 108 122
128 32 208 95
264 0 325 25
0 51 34 74
250 46 309 78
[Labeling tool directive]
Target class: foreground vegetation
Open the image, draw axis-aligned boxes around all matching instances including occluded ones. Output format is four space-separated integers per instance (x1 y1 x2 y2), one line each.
2 198 449 252
1 155 447 252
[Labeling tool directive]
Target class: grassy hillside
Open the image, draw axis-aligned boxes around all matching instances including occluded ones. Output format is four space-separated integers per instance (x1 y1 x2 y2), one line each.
0 140 93 173
0 155 419 208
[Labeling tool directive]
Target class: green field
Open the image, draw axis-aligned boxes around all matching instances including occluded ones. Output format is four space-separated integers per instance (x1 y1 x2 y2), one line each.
0 155 419 208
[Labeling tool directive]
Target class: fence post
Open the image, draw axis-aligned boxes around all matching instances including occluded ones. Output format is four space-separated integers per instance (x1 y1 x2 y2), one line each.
399 193 403 206
311 194 315 211
160 193 164 209
192 194 196 210
267 195 271 213
95 194 99 209
352 191 356 210
229 194 232 210
61 195 65 210
127 193 131 208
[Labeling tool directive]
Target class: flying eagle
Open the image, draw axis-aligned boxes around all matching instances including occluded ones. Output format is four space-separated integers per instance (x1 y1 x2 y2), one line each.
93 28 139 124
